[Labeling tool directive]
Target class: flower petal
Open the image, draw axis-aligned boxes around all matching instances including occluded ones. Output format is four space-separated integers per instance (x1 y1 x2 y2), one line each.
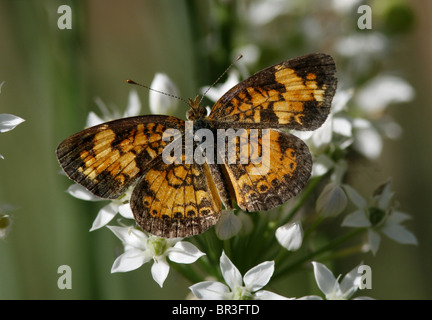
118 203 134 219
151 258 170 287
189 281 231 300
90 203 118 231
368 229 381 255
343 185 367 209
107 225 148 249
275 222 303 251
340 264 362 297
312 261 338 296
67 184 101 201
0 114 25 133
244 261 275 292
168 241 205 264
352 119 382 159
111 249 150 273
254 290 291 300
333 116 352 137
215 210 242 240
312 154 334 176
356 75 414 115
149 73 179 115
342 209 371 228
386 210 412 224
124 90 141 117
316 183 347 218
374 179 393 210
85 111 104 127
309 114 333 153
332 88 353 113
297 295 323 300
353 296 375 300
220 251 242 290
381 224 418 245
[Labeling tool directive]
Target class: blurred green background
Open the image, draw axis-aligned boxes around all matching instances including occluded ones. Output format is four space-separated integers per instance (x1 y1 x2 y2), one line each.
0 0 431 299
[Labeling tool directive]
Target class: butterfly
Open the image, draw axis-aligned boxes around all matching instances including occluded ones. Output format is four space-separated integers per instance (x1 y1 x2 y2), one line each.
56 53 337 238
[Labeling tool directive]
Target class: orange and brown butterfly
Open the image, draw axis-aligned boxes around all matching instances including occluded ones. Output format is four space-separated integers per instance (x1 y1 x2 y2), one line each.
56 53 337 238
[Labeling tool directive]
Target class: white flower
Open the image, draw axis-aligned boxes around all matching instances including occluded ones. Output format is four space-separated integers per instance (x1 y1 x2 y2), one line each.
275 222 303 251
0 81 25 159
86 90 141 127
335 33 387 58
245 0 294 26
108 226 205 287
189 251 289 300
66 184 134 231
331 0 363 14
215 210 242 240
351 118 383 159
149 73 179 115
356 75 415 116
300 262 373 300
316 182 348 218
342 181 417 255
0 113 25 134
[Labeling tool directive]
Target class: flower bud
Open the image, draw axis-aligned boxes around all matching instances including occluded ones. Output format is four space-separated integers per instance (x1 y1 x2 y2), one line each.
316 183 348 217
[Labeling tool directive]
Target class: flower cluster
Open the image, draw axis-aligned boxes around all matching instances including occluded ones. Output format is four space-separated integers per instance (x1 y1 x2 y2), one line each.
60 0 417 299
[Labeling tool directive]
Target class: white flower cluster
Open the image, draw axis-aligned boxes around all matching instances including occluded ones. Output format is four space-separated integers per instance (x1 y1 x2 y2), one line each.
62 60 417 298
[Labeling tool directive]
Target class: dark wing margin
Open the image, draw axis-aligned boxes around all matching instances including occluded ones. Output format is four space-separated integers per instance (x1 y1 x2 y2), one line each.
208 53 337 131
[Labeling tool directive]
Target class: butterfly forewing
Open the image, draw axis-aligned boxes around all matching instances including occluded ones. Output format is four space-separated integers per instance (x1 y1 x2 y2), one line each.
208 53 336 131
56 115 185 199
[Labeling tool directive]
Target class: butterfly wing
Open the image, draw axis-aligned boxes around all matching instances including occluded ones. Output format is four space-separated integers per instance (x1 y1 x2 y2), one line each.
219 129 312 212
208 53 337 131
56 115 185 199
131 158 222 238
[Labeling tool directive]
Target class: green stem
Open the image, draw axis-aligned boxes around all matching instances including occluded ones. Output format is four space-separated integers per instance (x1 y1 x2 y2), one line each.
321 244 365 262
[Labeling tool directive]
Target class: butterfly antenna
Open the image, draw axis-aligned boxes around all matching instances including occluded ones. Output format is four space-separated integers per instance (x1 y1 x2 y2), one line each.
126 79 190 107
199 54 243 106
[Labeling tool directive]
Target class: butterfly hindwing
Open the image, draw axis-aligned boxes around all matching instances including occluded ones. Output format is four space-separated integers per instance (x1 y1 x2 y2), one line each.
131 158 222 238
220 129 312 212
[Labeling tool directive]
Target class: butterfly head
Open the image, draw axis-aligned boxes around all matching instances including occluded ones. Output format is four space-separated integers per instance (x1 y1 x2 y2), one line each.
186 95 207 120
